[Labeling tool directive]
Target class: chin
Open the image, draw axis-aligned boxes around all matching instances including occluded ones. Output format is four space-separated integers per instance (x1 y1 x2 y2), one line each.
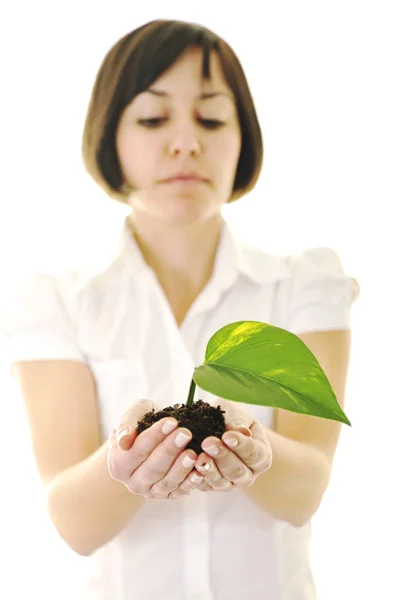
157 200 217 223
160 211 210 225
134 191 222 224
174 203 220 221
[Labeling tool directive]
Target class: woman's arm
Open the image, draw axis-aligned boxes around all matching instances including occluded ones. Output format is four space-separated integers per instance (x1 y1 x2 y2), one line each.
13 360 146 556
46 438 146 556
241 425 331 526
242 330 351 525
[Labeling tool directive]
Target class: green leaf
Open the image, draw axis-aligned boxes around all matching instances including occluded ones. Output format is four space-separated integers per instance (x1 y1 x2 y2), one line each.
192 321 351 425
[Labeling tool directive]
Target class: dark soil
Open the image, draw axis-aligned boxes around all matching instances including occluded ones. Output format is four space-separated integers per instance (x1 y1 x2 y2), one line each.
136 400 226 455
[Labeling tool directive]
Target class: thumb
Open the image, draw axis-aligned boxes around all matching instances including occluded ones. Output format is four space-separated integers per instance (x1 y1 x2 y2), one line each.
225 421 252 437
117 398 161 450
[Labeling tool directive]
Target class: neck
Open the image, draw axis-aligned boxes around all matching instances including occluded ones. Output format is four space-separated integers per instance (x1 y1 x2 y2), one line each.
126 211 224 291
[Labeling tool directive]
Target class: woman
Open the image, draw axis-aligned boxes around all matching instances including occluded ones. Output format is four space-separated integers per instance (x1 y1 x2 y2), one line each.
3 19 359 599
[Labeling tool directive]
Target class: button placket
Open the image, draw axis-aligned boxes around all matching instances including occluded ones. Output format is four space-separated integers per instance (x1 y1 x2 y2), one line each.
182 487 213 599
173 339 213 599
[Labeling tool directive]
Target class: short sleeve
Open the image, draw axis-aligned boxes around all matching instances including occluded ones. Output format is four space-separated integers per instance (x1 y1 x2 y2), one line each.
287 247 360 334
0 272 86 366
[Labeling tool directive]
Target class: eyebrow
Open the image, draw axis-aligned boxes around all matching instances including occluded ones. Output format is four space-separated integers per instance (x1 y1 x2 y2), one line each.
145 88 234 101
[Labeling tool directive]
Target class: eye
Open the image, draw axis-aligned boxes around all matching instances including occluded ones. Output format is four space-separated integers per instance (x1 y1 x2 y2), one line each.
137 117 225 130
137 118 166 128
199 118 225 129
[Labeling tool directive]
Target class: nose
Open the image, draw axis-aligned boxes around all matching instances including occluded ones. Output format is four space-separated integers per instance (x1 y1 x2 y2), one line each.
167 119 202 157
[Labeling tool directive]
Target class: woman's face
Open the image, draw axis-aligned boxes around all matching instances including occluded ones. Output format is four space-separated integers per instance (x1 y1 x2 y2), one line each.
116 47 242 224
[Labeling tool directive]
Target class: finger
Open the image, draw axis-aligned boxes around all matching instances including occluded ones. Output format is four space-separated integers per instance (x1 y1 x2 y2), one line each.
201 437 253 486
168 470 204 500
196 480 213 493
108 416 179 482
116 399 162 450
222 426 272 474
150 448 199 497
195 453 233 492
223 419 266 450
128 427 193 494
215 399 254 435
225 423 252 437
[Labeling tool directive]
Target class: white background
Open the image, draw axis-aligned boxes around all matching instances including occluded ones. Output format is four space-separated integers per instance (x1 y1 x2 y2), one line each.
0 1 399 599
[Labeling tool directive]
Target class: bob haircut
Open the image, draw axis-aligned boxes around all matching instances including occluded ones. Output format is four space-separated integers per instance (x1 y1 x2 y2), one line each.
82 19 263 204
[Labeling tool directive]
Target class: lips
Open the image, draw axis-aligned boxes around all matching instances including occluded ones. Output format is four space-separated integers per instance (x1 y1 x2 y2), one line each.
162 172 208 183
168 176 201 181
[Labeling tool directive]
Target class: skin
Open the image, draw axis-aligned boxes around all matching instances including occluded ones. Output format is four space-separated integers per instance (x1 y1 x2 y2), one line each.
109 399 272 500
115 46 242 324
109 49 352 517
109 47 273 499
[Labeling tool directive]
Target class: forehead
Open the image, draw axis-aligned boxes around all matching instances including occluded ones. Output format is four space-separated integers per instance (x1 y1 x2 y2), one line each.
137 47 234 103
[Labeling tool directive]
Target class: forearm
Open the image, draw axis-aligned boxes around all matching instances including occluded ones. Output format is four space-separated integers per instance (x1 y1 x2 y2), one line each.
46 440 146 556
242 427 331 527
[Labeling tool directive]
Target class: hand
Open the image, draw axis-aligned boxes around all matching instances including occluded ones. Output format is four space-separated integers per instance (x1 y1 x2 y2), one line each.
108 399 204 500
194 399 272 492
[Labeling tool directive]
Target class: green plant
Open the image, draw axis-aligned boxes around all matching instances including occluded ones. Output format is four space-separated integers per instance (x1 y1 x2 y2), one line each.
137 320 350 454
187 320 350 426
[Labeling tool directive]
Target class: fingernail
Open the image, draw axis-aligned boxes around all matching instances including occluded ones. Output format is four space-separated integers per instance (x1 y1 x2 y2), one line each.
175 431 191 448
224 436 239 448
204 444 219 456
162 419 177 435
117 428 132 448
232 425 252 437
191 473 203 484
198 462 210 472
182 455 196 468
240 427 252 437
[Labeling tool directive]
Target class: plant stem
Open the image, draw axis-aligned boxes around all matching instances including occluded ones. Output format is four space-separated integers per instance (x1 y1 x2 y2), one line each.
186 378 197 407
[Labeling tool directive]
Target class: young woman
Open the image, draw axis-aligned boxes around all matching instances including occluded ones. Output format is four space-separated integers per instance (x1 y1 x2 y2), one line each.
3 19 359 600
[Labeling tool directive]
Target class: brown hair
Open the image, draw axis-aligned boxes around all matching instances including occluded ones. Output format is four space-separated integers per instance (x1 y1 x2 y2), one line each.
82 19 263 204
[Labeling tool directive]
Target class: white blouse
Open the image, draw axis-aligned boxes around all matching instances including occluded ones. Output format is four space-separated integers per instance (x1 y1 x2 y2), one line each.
1 218 359 600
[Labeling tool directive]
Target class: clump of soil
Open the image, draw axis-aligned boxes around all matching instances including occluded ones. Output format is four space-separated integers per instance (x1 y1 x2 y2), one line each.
136 400 226 455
